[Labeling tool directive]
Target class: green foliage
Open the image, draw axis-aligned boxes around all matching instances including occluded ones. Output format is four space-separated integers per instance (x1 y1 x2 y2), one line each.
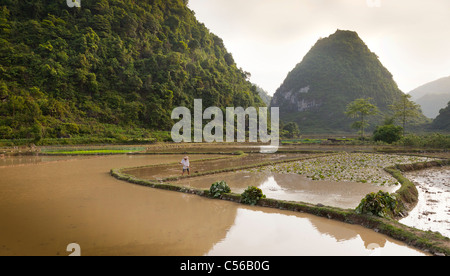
397 134 422 147
355 190 399 218
373 124 403 144
345 98 379 138
282 122 301 138
396 133 450 149
432 101 450 131
389 94 422 135
0 0 264 140
241 186 266 206
254 85 272 106
209 181 231 198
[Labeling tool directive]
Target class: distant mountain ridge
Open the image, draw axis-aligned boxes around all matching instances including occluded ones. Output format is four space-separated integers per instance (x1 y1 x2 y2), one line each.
432 101 450 131
408 76 450 119
270 30 428 134
254 84 272 106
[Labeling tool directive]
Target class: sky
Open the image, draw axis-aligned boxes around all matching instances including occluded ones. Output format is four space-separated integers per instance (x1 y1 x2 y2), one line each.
188 0 450 96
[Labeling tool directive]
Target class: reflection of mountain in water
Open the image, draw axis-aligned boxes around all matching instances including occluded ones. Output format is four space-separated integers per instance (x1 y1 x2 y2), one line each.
0 155 424 256
122 155 423 256
205 208 423 256
309 214 386 249
259 176 285 193
174 169 398 209
256 173 397 209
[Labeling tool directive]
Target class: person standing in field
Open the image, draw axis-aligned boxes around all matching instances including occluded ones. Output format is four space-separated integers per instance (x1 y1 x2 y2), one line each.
180 156 190 176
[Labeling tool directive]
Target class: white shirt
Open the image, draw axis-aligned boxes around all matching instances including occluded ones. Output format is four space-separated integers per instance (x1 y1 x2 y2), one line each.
181 159 190 169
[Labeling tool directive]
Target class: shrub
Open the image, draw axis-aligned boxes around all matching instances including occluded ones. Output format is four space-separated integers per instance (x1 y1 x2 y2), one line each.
397 134 422 147
209 181 231 198
0 126 13 139
241 186 266 206
282 122 301 138
425 133 450 148
355 190 399 218
396 133 450 148
373 124 403 144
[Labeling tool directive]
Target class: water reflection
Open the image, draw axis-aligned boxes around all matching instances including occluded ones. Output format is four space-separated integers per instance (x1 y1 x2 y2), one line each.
176 171 398 209
259 176 284 193
0 155 426 256
0 155 83 167
207 208 424 256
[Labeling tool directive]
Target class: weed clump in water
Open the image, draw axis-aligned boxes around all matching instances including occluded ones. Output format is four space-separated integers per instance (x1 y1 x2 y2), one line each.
355 190 400 218
241 186 266 206
209 181 231 198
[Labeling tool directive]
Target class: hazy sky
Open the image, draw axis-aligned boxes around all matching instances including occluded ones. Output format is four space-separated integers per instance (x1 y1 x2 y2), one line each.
188 0 450 96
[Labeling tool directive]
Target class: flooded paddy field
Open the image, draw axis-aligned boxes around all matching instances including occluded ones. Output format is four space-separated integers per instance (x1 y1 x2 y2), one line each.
0 152 430 256
166 153 438 209
123 153 320 181
175 171 398 209
0 155 88 167
400 167 450 238
206 207 424 256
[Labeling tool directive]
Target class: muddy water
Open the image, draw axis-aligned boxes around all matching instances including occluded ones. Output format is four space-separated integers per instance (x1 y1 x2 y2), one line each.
207 207 424 256
176 171 398 209
0 155 84 167
0 155 426 256
400 167 450 238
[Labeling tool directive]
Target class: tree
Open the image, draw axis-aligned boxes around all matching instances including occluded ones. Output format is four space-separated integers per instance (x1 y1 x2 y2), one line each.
0 0 265 140
373 124 403 144
345 98 379 139
283 122 300 138
390 94 421 136
0 81 8 101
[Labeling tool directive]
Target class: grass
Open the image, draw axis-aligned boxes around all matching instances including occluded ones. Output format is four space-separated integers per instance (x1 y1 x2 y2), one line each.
41 148 146 155
0 129 173 147
281 138 355 144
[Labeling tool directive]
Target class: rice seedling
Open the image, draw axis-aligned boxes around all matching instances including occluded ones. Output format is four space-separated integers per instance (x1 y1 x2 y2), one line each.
254 153 438 186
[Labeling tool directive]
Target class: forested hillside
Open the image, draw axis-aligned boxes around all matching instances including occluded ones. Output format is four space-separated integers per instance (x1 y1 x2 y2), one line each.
0 0 264 141
432 101 450 131
271 30 428 134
